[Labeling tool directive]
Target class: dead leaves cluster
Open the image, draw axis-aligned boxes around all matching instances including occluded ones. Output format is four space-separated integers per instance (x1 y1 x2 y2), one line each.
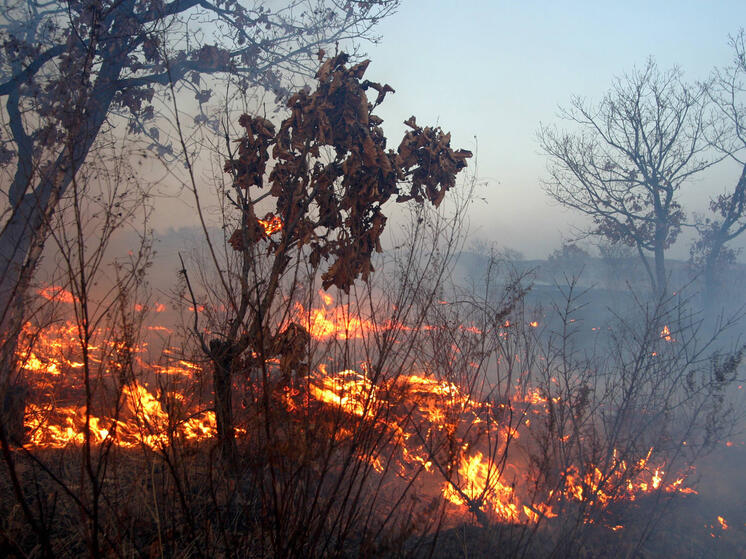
396 116 472 207
224 52 472 291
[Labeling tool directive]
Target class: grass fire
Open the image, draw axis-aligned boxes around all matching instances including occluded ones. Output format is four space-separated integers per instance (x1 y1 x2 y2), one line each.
1 28 744 559
6 276 740 556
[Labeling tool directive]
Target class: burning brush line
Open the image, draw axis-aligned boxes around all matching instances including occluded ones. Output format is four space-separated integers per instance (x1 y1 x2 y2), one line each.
17 286 698 529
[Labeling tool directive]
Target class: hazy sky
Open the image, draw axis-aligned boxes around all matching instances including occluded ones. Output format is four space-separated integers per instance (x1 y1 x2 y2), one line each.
360 0 746 259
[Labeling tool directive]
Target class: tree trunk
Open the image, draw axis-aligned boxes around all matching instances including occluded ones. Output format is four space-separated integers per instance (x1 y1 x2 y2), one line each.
1 382 28 444
654 223 668 299
209 339 238 469
0 200 43 433
702 239 724 315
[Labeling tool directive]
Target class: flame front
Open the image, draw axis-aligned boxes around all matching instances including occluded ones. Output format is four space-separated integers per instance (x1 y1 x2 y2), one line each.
16 292 698 530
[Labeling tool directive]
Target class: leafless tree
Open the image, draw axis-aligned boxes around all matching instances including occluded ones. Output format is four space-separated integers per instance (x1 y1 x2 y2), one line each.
539 58 716 298
0 134 153 558
692 29 746 309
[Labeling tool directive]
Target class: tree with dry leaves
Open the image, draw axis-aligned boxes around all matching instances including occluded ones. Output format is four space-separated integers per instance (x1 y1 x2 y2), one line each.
182 51 472 464
0 0 399 395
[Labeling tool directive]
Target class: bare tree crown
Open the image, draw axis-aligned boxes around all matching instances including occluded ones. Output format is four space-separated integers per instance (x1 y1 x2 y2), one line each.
538 58 715 295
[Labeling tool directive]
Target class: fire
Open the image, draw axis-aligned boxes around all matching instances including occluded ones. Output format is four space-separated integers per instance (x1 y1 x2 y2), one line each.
24 381 216 449
320 291 334 306
443 450 524 523
558 448 687 512
291 292 492 341
292 291 379 340
38 285 75 304
15 290 700 531
309 368 376 418
258 213 282 236
17 319 215 450
660 325 673 341
296 366 694 526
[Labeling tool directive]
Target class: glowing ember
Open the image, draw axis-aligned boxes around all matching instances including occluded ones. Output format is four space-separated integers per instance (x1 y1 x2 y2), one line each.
258 213 283 236
660 325 673 341
38 285 75 304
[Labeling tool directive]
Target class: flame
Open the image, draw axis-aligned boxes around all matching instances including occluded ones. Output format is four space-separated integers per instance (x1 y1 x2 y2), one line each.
443 451 523 523
258 213 282 236
293 292 380 340
291 292 490 341
319 290 333 306
294 366 695 526
18 319 214 450
16 290 699 531
25 381 216 449
135 302 167 313
660 325 673 342
38 285 75 304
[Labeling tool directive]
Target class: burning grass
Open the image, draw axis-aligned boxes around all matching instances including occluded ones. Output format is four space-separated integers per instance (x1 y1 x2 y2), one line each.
3 281 740 557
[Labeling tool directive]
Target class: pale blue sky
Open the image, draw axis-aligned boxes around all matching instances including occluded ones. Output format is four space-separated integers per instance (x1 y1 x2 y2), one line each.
364 1 746 258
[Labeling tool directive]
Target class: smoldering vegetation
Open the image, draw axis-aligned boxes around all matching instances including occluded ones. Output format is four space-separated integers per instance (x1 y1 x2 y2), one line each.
3 222 743 558
2 1 746 555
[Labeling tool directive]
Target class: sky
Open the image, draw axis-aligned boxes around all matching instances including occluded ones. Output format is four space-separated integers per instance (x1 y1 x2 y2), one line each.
356 0 746 259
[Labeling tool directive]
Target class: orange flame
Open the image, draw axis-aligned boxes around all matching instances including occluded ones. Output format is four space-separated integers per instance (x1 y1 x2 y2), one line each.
38 286 75 304
25 381 216 449
258 213 282 237
293 291 380 340
17 291 700 530
660 325 673 342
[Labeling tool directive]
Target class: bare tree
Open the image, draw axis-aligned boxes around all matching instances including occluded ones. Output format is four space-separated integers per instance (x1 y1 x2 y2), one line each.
539 59 715 298
691 29 746 308
0 0 399 390
0 135 153 558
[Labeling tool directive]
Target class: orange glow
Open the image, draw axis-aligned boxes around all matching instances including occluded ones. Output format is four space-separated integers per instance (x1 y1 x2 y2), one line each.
25 381 216 449
717 515 729 530
292 291 381 340
443 451 522 523
660 325 673 342
258 213 282 236
320 290 334 306
38 285 75 304
17 290 700 530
